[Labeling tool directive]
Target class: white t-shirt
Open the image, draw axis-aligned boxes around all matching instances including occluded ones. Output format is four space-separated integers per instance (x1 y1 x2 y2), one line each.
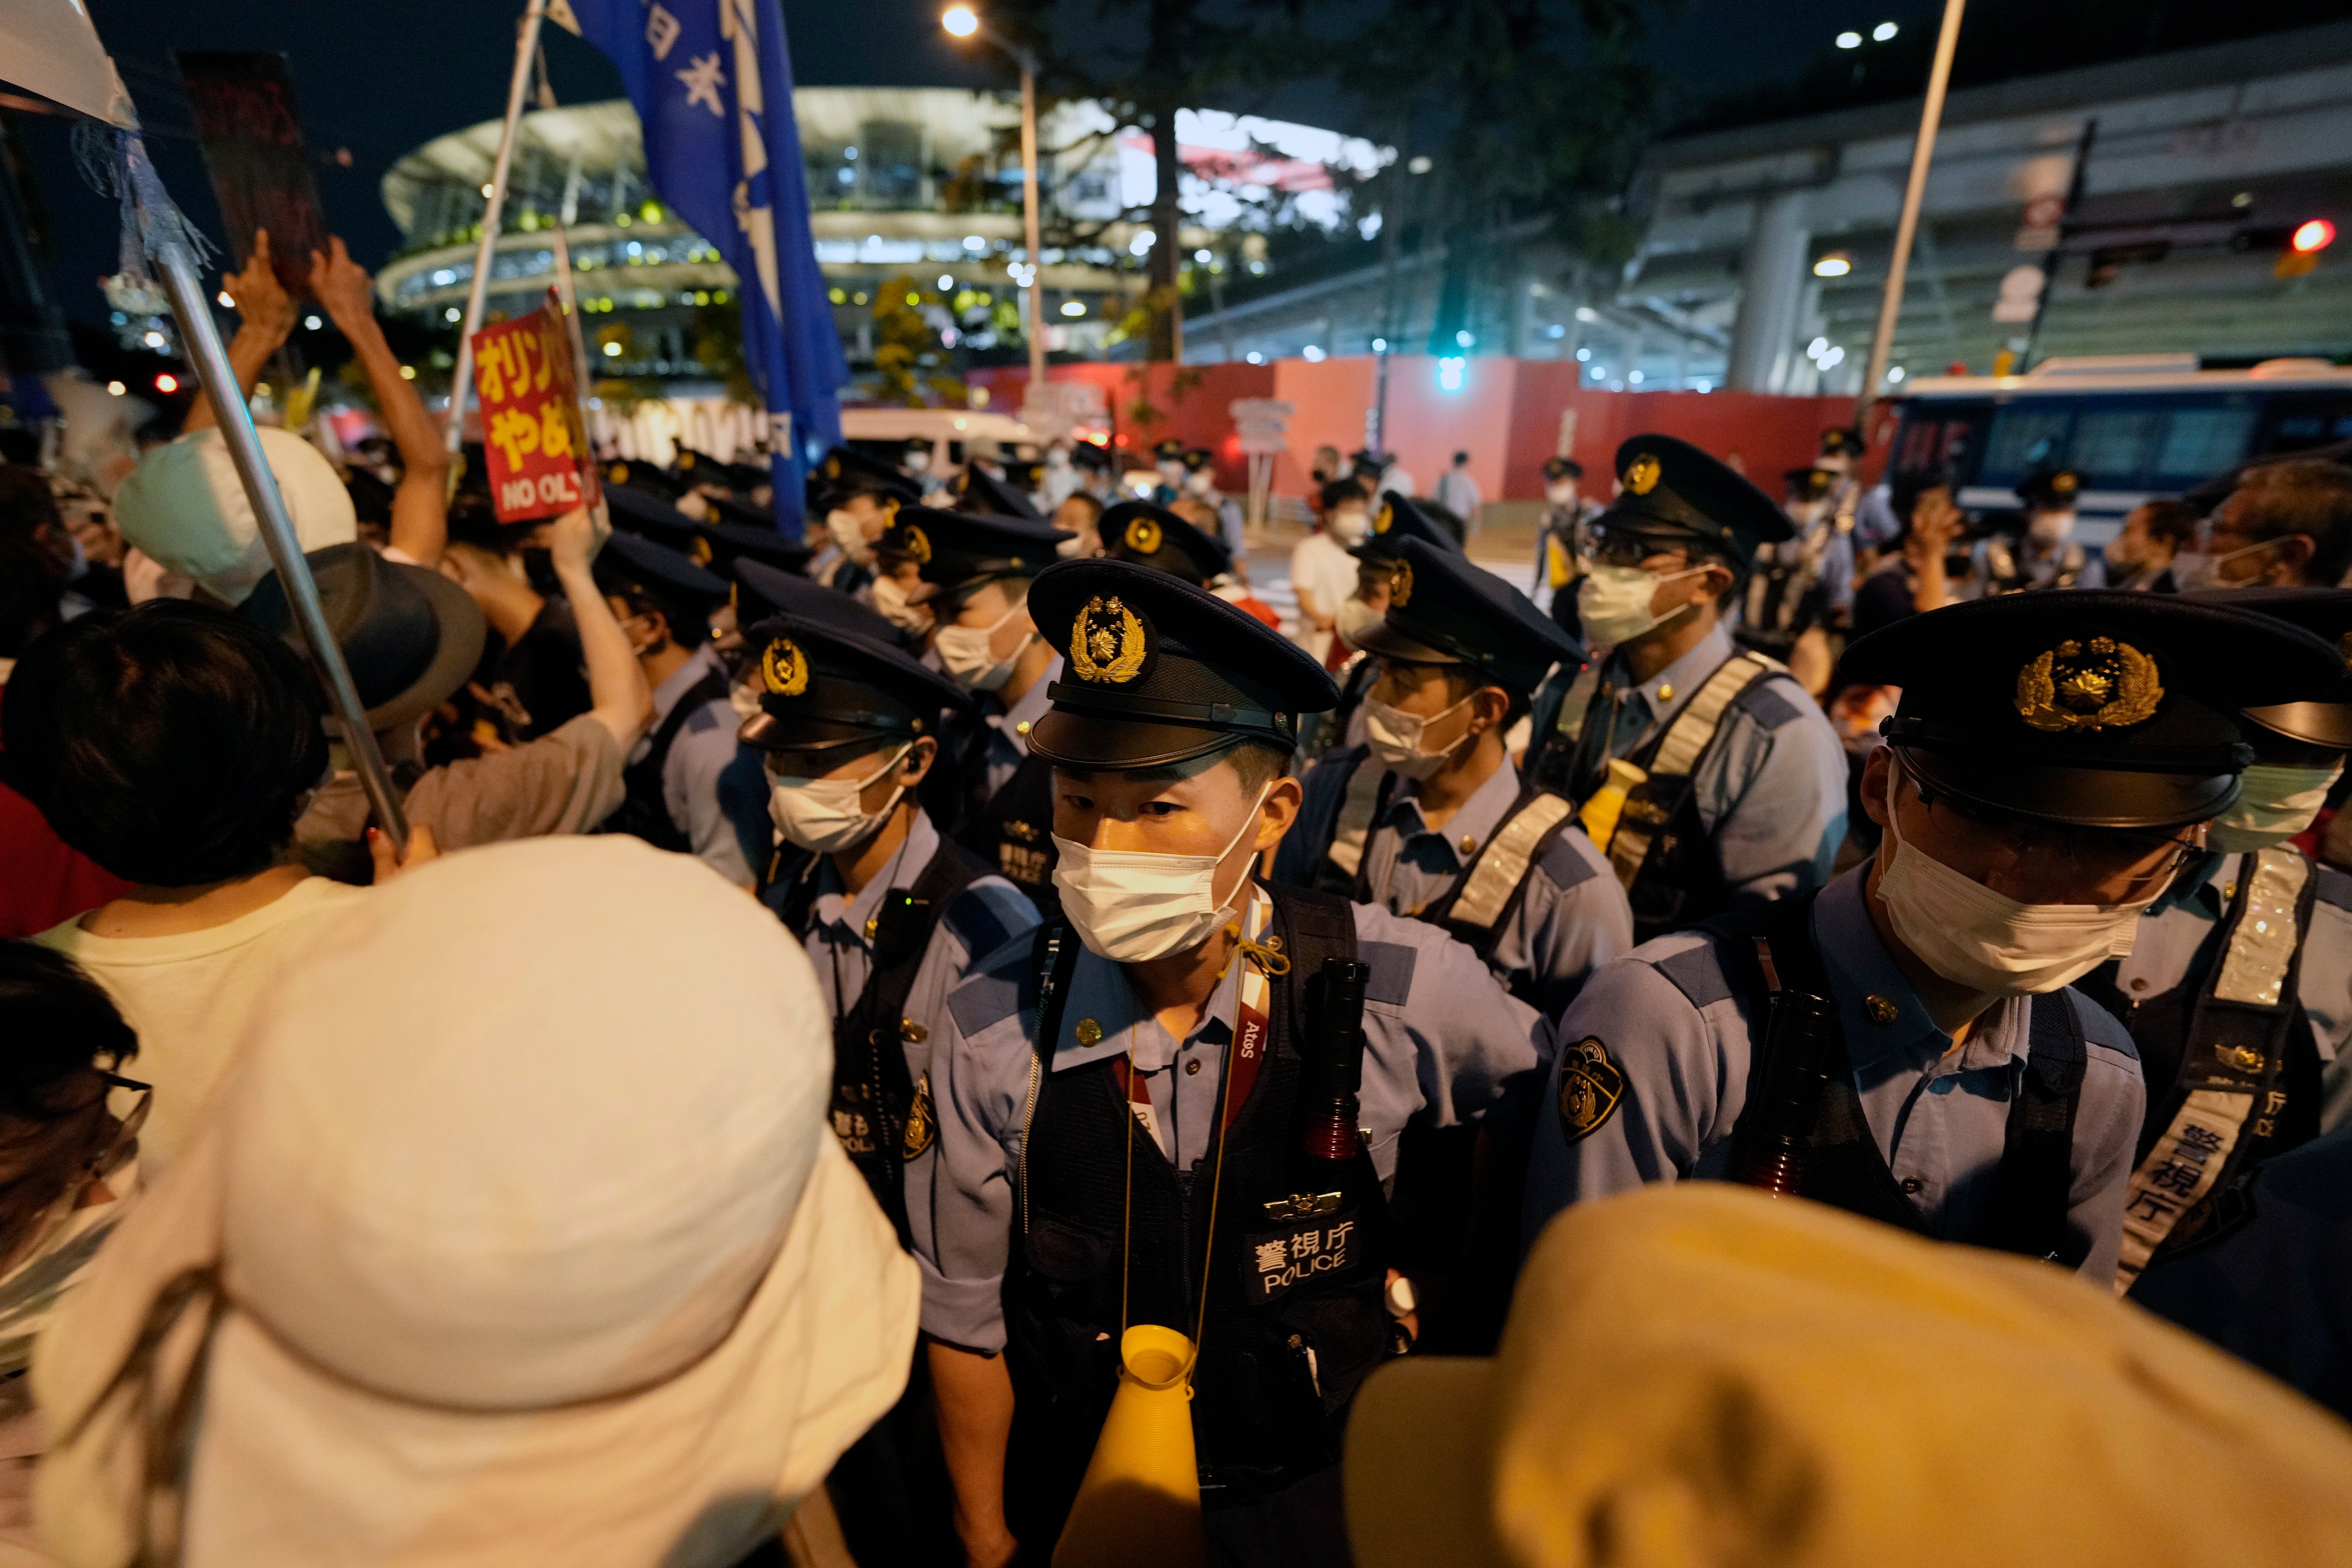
1289 530 1359 663
35 877 369 1169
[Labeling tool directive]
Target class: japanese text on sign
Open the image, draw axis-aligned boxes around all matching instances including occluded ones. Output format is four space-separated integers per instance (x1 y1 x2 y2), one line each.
472 291 596 524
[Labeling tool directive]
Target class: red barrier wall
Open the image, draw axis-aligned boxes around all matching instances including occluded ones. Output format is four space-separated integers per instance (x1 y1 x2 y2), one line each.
960 358 1867 501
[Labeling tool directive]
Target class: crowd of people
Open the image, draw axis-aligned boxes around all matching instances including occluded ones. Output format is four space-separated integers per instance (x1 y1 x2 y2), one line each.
2 230 2352 1568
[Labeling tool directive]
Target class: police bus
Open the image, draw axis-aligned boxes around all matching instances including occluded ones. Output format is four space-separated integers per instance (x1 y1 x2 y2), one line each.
1885 353 2352 543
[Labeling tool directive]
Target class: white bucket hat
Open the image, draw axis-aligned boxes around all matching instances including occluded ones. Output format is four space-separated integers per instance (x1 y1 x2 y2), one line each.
34 836 917 1568
112 428 357 606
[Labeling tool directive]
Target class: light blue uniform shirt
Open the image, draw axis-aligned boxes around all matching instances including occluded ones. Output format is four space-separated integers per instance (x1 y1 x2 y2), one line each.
1563 623 1848 907
1351 755 1632 1018
1522 864 2148 1283
2113 850 2352 1131
918 888 1552 1353
639 643 753 886
979 654 1061 803
796 810 1039 1259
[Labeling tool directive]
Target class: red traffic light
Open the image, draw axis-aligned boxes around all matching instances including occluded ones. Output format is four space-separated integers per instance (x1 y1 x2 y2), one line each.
2292 219 2336 254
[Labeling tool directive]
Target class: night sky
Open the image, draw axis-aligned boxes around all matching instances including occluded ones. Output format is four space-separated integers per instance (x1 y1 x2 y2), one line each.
8 0 1926 331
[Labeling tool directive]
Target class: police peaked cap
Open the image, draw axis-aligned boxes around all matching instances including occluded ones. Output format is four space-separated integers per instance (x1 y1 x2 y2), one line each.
884 506 1071 598
1353 536 1582 695
738 611 968 755
671 447 741 490
1349 492 1464 565
1099 500 1231 586
2017 469 2084 510
1025 558 1337 770
1818 427 1864 458
605 458 689 501
1784 467 1837 502
1838 591 2343 830
1151 438 1187 463
1596 434 1792 566
1182 447 1216 472
954 464 1045 522
2183 586 2352 750
699 518 812 575
816 445 921 503
1069 440 1113 473
605 485 724 567
593 530 730 633
1543 456 1585 481
734 557 910 650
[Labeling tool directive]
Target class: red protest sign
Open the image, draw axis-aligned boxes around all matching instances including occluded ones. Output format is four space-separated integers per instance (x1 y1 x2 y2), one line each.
472 292 596 524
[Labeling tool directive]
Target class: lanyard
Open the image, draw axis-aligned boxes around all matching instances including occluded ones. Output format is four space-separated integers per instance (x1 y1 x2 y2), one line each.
1111 890 1274 1142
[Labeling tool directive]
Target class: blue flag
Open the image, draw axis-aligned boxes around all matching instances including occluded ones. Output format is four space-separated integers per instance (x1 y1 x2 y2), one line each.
554 0 844 537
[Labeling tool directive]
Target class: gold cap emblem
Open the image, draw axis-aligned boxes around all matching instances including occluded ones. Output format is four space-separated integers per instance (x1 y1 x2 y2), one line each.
2015 636 2162 732
1070 594 1148 684
824 456 841 478
1625 454 1661 495
898 523 931 566
689 535 714 567
761 637 811 697
1390 560 1415 608
678 451 696 469
2053 470 2078 495
607 462 628 483
1124 514 1163 554
1374 501 1394 534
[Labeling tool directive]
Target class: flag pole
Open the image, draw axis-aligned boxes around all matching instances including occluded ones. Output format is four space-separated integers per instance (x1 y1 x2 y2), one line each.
1855 0 1966 431
131 157 412 848
444 0 552 455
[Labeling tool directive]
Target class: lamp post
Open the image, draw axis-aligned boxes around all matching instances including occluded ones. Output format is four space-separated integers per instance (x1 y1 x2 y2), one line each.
943 6 1047 400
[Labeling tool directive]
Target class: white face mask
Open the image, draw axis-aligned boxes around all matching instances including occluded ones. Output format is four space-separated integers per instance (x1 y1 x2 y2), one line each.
767 744 912 855
933 597 1033 691
2168 538 2274 593
728 678 763 722
1577 562 1704 648
1047 450 1071 471
1184 470 1214 497
2207 760 2344 853
1158 463 1185 486
1875 763 2154 1000
2027 510 2074 545
1052 786 1271 963
1334 594 1385 650
1545 482 1578 506
1329 508 1371 546
826 508 876 566
904 451 931 475
870 574 934 635
1364 691 1474 780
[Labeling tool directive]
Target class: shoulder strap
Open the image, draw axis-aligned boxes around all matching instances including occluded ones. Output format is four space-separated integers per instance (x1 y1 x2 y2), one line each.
1427 788 1577 962
1969 992 2089 1266
1609 653 1782 893
1344 768 1402 904
1322 751 1390 886
2115 847 2319 1291
643 665 731 766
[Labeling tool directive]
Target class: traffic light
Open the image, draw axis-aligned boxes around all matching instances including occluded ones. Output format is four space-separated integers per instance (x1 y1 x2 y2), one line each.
2279 218 2335 278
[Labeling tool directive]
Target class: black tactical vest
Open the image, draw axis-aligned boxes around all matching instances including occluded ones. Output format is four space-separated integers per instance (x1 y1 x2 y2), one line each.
1003 888 1390 1543
959 748 1059 915
598 665 730 852
1711 893 2092 1266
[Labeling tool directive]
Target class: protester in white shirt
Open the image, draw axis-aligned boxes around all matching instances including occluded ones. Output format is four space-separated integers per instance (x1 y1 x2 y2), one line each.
1434 450 1483 534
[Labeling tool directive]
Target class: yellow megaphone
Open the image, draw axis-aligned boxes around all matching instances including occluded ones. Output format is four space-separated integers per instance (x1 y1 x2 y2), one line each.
1052 1324 1207 1568
1577 757 1648 852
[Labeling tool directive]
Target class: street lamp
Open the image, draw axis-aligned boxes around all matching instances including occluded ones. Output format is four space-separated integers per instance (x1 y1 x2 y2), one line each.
942 6 1046 395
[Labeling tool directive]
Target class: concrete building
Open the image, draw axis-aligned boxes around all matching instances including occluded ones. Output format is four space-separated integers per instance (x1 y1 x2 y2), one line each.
1181 21 2352 394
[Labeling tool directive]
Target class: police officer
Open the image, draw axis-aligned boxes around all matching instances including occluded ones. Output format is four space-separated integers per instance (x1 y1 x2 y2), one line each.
956 463 1048 522
1148 436 1188 504
1298 493 1465 764
591 531 749 885
810 446 921 598
1535 455 1600 640
1279 536 1627 1015
918 559 1551 1567
1527 436 1848 940
1736 466 1856 673
2076 585 2352 1294
1981 468 2102 593
1523 591 2343 1285
1181 446 1249 571
883 505 1074 909
1099 498 1233 587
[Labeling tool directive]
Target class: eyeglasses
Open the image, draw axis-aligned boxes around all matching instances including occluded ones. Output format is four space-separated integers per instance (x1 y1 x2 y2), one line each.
1912 783 2200 895
1586 529 1696 571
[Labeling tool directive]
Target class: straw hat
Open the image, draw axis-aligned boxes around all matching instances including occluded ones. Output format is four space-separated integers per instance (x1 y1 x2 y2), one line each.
112 428 356 605
1346 1184 2352 1568
35 836 917 1568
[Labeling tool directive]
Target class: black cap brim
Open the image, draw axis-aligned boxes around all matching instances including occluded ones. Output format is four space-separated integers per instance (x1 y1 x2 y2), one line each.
1026 709 1253 772
2243 702 2352 751
1893 739 2240 831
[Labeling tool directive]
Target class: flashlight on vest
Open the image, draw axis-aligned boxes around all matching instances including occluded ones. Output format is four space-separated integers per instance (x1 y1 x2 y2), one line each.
1300 958 1372 1163
1733 988 1837 1195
